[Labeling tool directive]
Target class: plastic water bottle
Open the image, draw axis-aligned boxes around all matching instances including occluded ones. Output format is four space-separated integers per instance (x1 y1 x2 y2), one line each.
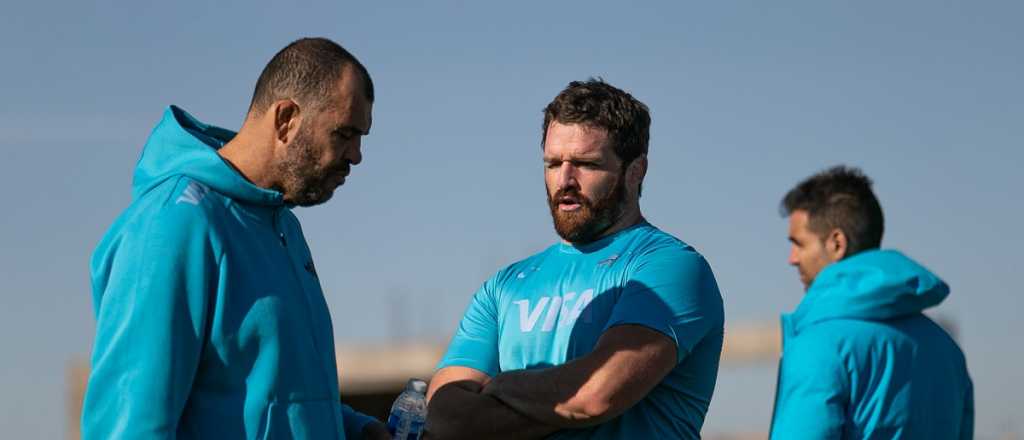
386 378 428 440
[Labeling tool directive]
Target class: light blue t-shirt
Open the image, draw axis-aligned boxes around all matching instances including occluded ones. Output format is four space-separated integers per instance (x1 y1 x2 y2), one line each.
438 222 724 439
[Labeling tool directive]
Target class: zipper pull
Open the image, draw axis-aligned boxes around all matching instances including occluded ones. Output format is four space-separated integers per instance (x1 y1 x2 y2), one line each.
279 232 287 247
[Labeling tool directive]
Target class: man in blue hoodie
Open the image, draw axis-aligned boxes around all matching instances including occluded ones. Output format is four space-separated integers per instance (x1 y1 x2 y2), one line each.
82 38 389 439
770 166 973 439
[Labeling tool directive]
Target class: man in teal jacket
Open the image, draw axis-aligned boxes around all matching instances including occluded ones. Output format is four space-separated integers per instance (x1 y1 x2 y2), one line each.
83 38 389 439
770 166 973 439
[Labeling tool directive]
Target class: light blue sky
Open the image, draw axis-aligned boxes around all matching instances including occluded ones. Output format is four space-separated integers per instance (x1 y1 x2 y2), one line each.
1 1 1021 437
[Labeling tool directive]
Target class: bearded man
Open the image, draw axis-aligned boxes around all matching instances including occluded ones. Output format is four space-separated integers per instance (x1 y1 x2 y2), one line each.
82 38 389 439
424 79 725 440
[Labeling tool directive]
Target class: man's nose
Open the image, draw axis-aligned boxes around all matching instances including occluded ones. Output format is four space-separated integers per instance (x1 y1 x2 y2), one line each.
556 163 578 191
346 140 363 166
787 247 799 266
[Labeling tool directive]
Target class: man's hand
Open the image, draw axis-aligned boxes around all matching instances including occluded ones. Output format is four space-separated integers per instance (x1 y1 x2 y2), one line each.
360 420 391 440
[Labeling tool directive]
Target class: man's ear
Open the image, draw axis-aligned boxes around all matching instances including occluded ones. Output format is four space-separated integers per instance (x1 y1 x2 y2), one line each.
825 228 848 262
271 99 302 146
626 155 648 191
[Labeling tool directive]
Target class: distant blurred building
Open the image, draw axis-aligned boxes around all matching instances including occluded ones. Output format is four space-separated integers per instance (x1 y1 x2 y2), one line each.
67 323 782 439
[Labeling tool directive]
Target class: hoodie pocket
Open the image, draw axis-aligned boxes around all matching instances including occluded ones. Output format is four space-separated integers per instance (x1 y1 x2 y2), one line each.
262 399 343 440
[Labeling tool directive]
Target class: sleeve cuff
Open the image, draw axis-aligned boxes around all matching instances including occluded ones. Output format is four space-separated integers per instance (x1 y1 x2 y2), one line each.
435 357 498 377
602 320 682 361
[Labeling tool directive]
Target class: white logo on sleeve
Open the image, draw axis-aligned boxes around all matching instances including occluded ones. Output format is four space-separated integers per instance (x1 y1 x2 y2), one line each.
597 254 619 267
516 266 541 279
513 289 595 332
176 182 209 205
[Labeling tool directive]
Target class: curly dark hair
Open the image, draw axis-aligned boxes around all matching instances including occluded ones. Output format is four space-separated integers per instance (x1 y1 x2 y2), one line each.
248 37 374 116
781 165 885 256
542 78 650 169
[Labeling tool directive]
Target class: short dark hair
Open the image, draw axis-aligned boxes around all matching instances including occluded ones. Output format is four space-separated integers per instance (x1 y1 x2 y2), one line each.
781 165 885 256
248 37 374 116
542 78 651 168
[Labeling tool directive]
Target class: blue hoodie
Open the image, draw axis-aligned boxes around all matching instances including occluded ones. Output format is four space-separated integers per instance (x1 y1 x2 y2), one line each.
770 250 973 439
82 106 375 439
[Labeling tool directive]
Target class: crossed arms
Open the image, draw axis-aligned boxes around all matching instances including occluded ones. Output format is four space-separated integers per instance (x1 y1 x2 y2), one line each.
423 324 677 440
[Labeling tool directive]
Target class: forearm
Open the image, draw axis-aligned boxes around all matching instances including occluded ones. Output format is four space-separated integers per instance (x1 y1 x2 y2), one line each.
483 325 679 429
424 381 559 440
483 366 599 429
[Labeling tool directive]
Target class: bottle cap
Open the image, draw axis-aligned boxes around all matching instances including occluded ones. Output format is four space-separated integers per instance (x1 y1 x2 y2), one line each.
407 378 428 394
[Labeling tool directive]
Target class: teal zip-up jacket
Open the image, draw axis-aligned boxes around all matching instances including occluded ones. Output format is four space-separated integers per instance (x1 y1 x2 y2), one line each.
770 250 973 439
82 106 376 439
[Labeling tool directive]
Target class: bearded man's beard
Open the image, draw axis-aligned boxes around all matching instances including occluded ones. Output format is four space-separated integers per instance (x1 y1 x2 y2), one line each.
277 128 335 207
547 173 626 244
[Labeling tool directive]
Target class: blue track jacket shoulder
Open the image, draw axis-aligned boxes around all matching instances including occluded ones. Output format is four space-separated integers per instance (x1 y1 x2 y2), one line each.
82 106 375 439
770 250 973 439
